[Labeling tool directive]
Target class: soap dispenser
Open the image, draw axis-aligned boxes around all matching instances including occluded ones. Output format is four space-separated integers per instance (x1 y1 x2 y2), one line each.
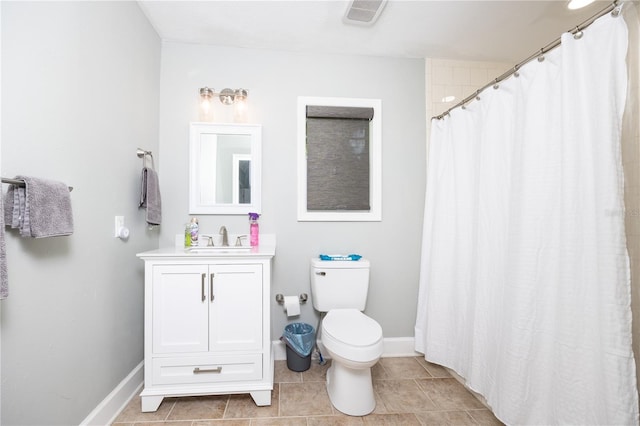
189 217 199 247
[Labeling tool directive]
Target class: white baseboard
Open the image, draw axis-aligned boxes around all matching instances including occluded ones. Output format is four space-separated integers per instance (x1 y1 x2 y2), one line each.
381 337 421 357
273 336 419 360
80 361 144 426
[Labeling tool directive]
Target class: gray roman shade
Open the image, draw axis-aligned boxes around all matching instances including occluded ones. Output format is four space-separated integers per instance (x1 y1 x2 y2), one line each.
306 106 374 211
306 106 375 120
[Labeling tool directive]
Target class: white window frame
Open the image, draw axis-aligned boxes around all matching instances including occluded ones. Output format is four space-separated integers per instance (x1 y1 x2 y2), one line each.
297 96 382 222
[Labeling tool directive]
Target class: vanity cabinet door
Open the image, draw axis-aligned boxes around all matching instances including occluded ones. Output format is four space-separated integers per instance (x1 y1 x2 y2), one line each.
209 263 263 352
152 264 210 354
152 263 263 355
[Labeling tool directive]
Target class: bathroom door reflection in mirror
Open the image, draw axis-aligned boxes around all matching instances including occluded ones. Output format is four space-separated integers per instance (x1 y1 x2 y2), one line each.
189 123 262 214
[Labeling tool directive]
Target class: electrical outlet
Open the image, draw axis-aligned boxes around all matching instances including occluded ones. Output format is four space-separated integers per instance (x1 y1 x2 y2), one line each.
115 216 124 237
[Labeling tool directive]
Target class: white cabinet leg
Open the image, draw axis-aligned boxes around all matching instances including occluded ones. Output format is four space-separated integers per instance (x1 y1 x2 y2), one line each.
250 390 272 406
141 395 164 412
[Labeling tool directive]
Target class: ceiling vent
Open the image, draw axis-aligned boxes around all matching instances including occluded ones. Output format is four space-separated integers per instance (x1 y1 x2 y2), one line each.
343 0 388 26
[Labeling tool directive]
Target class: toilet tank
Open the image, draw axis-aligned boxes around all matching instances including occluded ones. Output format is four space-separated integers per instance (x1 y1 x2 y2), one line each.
310 258 370 312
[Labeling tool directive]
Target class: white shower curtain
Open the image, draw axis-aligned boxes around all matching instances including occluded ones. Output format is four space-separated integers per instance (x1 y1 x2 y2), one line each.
415 10 639 426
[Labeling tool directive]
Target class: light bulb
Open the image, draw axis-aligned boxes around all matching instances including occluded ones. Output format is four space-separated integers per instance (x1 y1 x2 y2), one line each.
199 87 214 122
233 89 249 123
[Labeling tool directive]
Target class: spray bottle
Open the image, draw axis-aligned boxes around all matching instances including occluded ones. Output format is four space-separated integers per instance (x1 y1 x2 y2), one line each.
249 212 259 247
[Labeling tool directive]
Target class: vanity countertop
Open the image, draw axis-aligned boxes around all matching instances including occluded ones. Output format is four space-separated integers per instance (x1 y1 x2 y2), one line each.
138 234 276 259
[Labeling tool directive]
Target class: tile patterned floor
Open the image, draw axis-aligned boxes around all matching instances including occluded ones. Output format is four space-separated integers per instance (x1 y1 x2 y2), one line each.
112 356 504 425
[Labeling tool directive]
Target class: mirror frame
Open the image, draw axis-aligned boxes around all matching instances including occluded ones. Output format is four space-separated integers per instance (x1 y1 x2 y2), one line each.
189 122 262 215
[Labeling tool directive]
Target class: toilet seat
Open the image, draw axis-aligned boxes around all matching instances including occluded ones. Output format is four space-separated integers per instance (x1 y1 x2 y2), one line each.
322 309 383 363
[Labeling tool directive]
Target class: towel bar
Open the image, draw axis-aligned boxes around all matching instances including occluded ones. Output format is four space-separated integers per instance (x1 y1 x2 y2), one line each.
137 148 154 169
1 177 73 192
136 148 153 158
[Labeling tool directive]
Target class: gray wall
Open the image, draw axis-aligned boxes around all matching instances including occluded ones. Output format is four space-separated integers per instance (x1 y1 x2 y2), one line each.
1 2 160 424
158 42 427 339
0 6 426 422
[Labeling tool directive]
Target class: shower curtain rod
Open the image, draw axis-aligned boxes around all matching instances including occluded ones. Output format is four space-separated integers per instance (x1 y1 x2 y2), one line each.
433 0 621 120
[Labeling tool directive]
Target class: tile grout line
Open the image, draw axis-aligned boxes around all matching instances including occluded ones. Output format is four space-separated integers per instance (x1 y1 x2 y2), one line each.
164 399 177 422
221 393 230 420
463 409 480 425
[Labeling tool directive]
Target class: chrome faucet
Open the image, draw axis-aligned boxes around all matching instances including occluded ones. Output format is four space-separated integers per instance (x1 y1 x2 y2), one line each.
219 226 229 247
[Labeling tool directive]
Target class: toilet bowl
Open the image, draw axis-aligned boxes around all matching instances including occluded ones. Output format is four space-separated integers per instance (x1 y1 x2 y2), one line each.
321 308 383 416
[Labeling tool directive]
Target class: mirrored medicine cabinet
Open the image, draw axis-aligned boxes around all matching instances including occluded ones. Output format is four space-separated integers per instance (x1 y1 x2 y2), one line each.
189 123 262 215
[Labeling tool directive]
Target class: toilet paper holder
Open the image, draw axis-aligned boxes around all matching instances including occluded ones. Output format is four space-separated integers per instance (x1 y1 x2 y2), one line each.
275 293 308 304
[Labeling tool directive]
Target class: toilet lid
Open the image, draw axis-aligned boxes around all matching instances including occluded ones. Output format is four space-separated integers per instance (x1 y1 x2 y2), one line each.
323 309 383 347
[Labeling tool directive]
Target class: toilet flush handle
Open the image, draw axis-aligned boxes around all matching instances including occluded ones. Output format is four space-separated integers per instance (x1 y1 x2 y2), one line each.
316 271 326 276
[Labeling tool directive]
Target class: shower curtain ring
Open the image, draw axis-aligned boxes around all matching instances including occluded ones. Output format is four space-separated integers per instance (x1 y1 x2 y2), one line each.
513 65 520 78
493 79 500 90
612 5 621 17
475 90 481 101
574 27 584 40
537 49 545 62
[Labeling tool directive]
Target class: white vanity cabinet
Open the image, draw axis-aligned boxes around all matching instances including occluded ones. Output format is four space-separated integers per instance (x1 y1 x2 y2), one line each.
137 244 275 412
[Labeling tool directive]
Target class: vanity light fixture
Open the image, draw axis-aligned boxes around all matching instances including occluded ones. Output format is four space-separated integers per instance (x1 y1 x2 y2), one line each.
198 87 250 122
218 88 235 105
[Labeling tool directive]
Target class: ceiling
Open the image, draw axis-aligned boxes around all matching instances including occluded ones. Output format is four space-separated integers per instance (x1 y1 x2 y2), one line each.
137 0 613 63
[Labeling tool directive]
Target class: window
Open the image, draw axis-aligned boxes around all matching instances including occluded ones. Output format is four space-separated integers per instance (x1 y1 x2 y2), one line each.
297 97 381 221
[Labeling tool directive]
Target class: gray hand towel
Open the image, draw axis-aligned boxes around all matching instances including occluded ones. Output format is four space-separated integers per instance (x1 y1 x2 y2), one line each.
4 176 74 238
18 186 30 237
4 184 28 235
0 185 8 299
3 185 15 227
140 167 162 226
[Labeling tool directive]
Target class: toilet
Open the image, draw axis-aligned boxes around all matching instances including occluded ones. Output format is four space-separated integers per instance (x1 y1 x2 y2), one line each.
310 258 383 416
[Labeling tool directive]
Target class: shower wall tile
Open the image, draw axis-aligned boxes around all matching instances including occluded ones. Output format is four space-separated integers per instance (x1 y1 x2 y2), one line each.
463 85 479 98
431 102 450 118
425 58 433 135
623 138 640 169
470 68 489 86
452 67 471 85
432 65 453 85
626 207 640 238
627 234 640 262
624 160 640 188
431 84 447 103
